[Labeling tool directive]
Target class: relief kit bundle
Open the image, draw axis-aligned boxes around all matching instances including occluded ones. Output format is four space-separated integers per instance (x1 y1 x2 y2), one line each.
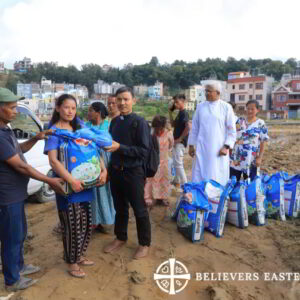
52 128 112 194
172 183 212 243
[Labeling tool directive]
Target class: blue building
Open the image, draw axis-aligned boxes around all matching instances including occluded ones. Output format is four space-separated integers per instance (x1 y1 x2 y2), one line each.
17 83 32 99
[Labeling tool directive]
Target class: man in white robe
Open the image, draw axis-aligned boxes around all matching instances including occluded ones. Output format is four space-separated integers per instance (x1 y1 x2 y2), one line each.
188 81 236 186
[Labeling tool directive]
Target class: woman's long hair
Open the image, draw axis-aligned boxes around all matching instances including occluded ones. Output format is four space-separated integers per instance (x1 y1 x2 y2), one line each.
50 94 81 131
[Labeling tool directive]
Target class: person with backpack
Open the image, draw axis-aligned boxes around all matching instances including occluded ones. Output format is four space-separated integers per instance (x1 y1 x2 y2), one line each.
104 87 151 259
144 115 173 207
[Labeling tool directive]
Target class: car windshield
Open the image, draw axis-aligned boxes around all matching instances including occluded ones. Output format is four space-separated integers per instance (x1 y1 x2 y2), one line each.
10 106 41 139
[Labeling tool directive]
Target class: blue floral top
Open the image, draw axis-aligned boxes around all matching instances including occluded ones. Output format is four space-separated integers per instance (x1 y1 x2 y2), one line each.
230 117 269 173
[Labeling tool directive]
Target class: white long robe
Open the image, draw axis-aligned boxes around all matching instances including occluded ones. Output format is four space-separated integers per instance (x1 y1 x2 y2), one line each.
188 100 236 186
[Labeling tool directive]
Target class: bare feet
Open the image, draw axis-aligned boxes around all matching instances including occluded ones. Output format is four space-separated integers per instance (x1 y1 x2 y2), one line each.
103 239 126 253
133 246 149 259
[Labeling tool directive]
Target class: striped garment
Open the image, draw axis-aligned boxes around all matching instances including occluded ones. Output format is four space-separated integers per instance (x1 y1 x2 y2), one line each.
58 202 92 264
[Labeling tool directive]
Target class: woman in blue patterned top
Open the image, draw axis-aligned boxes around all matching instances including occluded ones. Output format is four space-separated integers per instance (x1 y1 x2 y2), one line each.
86 102 115 233
230 100 269 181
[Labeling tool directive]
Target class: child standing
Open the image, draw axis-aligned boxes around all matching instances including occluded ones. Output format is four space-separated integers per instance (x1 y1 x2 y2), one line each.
144 115 174 207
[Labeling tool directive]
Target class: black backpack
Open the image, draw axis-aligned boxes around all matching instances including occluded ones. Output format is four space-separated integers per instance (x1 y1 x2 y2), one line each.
131 116 160 178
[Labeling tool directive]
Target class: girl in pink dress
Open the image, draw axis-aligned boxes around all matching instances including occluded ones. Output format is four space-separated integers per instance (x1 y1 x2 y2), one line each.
144 115 174 207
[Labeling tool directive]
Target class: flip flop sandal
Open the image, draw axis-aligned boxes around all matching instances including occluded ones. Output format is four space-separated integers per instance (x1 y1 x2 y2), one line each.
68 268 85 278
78 258 95 266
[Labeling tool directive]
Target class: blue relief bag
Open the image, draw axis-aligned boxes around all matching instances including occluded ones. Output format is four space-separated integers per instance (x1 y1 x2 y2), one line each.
52 128 112 194
262 173 286 221
228 180 249 228
173 183 212 243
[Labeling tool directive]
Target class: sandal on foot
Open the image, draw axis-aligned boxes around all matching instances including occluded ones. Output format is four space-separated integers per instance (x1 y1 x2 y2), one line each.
68 268 85 278
78 258 95 266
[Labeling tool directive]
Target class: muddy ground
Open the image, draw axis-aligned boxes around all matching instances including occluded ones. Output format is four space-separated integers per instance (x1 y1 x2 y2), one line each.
1 125 300 300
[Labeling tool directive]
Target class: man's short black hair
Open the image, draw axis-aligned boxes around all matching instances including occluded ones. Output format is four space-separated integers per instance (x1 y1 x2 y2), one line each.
115 86 134 98
174 94 186 101
246 99 259 109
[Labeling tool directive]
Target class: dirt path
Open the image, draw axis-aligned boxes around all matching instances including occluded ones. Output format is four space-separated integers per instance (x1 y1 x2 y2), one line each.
0 125 300 300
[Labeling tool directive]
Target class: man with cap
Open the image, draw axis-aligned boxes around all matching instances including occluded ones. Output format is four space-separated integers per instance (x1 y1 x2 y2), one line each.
187 81 236 186
0 88 65 291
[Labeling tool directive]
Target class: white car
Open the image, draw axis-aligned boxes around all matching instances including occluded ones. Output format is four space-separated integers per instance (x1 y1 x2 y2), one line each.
9 103 55 203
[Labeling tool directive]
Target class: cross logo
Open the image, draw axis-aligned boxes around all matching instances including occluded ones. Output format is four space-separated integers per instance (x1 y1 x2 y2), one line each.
153 258 191 295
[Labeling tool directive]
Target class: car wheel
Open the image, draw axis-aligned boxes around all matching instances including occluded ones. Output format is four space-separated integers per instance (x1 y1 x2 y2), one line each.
35 170 56 203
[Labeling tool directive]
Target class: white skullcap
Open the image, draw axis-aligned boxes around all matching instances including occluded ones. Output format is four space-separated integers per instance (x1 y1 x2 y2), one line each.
205 80 221 93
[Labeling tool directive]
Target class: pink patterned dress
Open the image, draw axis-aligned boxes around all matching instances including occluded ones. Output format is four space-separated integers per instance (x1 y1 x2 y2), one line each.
144 130 174 205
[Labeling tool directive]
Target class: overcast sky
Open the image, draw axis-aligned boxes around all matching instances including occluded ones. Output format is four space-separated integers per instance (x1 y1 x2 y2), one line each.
1 0 299 69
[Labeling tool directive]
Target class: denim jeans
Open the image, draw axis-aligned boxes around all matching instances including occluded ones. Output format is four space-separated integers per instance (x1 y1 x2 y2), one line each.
0 201 27 285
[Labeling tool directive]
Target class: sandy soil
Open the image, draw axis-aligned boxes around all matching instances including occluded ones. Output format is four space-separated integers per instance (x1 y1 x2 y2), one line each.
1 125 300 300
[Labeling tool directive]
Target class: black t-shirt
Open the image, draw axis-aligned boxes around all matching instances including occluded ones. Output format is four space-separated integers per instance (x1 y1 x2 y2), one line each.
0 127 29 205
173 109 189 147
109 113 150 169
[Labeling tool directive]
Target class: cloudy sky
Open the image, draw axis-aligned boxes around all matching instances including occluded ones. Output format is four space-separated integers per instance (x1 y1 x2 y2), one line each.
1 0 299 68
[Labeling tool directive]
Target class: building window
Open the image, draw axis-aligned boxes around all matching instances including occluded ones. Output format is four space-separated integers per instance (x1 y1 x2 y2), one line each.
232 85 235 90
276 95 286 102
296 83 300 90
239 84 245 90
239 95 245 101
249 95 253 100
255 83 263 89
256 94 263 100
249 83 253 88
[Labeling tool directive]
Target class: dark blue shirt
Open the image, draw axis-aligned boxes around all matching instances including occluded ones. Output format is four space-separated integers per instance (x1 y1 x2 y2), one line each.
0 126 29 205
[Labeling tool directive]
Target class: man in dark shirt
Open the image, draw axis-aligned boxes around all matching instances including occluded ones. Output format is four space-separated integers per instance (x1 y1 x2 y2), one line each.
104 87 151 259
169 94 190 189
0 88 64 291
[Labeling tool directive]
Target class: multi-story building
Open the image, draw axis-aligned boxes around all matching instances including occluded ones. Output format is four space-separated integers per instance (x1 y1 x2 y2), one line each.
111 82 124 95
227 72 274 111
148 81 163 100
41 77 52 93
286 78 300 118
272 84 290 111
185 85 205 105
14 57 32 73
185 101 195 111
94 80 112 95
17 83 33 99
272 62 300 118
133 85 148 97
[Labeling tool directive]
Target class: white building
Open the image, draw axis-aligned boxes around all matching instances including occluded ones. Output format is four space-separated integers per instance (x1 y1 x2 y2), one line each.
94 80 112 94
185 85 205 105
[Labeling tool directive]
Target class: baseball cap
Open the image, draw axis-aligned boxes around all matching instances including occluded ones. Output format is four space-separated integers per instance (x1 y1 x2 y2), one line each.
0 87 25 103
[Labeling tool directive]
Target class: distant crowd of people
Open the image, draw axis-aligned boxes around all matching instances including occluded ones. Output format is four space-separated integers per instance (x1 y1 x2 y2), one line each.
0 81 268 290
